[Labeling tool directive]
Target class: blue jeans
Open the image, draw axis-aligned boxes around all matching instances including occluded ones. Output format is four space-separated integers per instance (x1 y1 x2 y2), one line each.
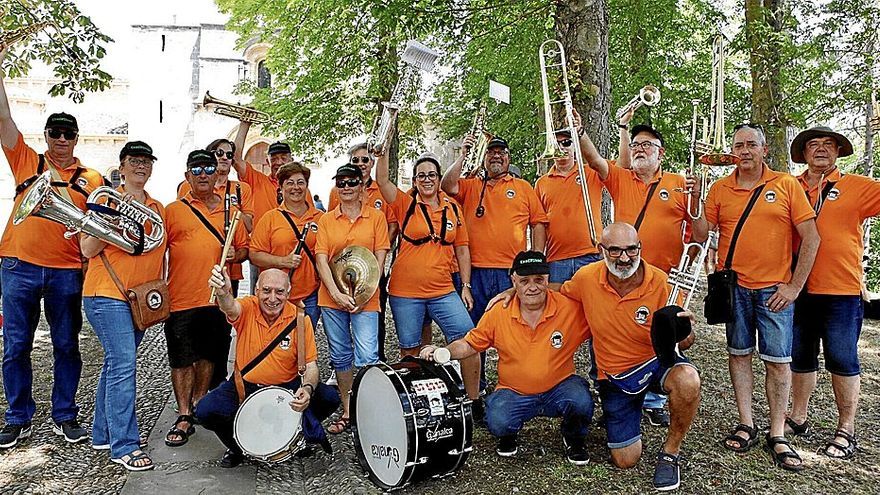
84 297 144 458
726 284 793 363
2 257 83 425
321 308 379 371
471 268 512 391
792 293 862 376
485 375 593 440
549 253 602 284
390 292 473 349
302 290 321 334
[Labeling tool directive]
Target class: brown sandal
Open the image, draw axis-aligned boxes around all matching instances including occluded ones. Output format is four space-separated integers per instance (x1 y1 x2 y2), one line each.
327 417 350 435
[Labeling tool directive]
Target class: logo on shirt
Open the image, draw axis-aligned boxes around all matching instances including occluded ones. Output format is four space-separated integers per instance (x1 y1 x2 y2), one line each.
230 195 240 206
446 220 455 231
575 176 583 185
310 223 319 232
506 189 516 199
280 335 291 350
76 177 89 188
827 188 840 201
374 199 384 210
634 306 651 325
146 290 164 310
550 331 564 349
764 190 777 203
658 189 669 201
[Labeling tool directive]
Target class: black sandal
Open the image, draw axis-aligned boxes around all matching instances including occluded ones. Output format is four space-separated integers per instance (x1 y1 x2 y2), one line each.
765 434 804 472
112 450 155 472
822 429 857 460
165 414 195 447
722 423 759 453
784 417 811 437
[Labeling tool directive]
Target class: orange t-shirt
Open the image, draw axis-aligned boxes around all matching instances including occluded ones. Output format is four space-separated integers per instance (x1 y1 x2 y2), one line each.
465 291 589 395
232 296 318 385
705 165 816 289
535 164 603 261
796 169 880 295
241 161 280 224
388 190 468 298
178 179 254 281
314 203 391 311
83 192 167 300
250 206 324 302
165 193 250 312
328 179 399 224
603 164 689 273
454 175 549 268
561 261 668 379
0 133 105 268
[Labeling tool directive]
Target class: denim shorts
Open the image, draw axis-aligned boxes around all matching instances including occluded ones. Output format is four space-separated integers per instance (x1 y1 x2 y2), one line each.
548 253 603 284
598 355 693 449
725 284 793 363
320 307 379 371
792 293 863 376
389 292 473 349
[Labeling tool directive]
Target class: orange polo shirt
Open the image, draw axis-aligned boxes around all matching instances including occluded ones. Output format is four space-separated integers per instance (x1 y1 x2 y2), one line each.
329 179 399 224
0 132 105 268
83 192 167 300
232 296 318 385
796 169 880 295
165 193 250 312
250 206 324 302
241 161 280 223
465 291 589 395
454 175 548 268
388 190 468 298
705 165 815 289
314 202 391 311
535 164 603 261
561 261 668 379
603 163 689 273
178 179 254 281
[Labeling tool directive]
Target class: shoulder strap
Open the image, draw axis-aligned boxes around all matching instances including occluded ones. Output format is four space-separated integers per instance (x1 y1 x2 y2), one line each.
724 184 767 270
99 252 129 299
633 178 661 231
240 316 299 377
181 198 225 246
14 154 46 198
296 307 306 376
279 210 316 266
811 180 838 216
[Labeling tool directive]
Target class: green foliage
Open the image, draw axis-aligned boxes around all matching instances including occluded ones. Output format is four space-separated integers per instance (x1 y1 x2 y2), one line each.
1 0 113 103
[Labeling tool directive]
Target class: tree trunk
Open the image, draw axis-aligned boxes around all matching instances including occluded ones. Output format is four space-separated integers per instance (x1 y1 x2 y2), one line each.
745 0 790 172
374 29 400 185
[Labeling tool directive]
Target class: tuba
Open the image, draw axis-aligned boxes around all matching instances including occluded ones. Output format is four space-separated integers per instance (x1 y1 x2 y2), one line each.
461 100 493 178
203 91 270 124
616 85 661 121
14 173 164 255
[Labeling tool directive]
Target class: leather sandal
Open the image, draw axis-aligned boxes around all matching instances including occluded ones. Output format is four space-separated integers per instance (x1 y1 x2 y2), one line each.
765 434 804 472
164 415 195 447
822 429 857 460
722 423 759 453
784 417 811 437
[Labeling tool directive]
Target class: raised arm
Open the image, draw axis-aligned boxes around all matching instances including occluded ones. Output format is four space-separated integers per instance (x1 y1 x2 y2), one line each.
0 46 21 148
374 152 399 204
209 264 242 321
441 134 474 196
616 106 635 170
231 120 251 177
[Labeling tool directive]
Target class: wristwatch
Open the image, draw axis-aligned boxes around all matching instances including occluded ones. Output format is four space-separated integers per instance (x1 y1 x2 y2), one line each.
618 123 628 130
462 282 473 289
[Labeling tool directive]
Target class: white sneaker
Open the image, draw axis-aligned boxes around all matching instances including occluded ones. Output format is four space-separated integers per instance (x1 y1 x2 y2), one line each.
325 370 338 387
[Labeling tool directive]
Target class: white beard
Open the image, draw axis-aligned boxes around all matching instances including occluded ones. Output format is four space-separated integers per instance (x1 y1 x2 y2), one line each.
606 257 640 279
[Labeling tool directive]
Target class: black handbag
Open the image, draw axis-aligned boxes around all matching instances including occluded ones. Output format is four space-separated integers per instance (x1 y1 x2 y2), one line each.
704 184 765 324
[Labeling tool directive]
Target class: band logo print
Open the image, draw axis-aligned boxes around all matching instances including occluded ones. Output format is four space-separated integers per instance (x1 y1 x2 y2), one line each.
370 444 401 469
764 190 777 203
550 331 563 349
658 189 669 201
827 188 840 201
506 189 516 199
635 306 650 325
146 290 163 310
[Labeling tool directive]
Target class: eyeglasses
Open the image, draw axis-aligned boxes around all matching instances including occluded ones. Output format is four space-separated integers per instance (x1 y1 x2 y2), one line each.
415 171 439 181
126 157 154 168
600 243 641 258
46 128 77 140
283 178 307 187
188 165 217 176
214 149 234 159
336 178 362 188
629 141 660 150
487 148 509 157
558 139 573 148
350 156 371 164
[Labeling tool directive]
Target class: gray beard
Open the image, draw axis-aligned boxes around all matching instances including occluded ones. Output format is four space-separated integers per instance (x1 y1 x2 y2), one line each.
606 258 640 279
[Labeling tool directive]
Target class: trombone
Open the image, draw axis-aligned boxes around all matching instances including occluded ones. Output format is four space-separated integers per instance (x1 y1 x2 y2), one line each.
537 39 597 245
203 92 270 124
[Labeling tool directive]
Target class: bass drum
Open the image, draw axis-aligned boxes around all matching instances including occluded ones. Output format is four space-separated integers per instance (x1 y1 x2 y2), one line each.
351 358 473 490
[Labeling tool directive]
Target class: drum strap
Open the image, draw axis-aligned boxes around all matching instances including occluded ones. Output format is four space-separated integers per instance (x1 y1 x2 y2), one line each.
232 305 305 402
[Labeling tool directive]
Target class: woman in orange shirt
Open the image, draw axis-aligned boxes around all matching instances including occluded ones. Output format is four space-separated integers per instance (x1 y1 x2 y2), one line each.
80 141 166 471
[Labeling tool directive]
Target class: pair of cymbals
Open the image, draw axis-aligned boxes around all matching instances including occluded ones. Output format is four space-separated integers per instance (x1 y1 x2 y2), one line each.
330 246 380 307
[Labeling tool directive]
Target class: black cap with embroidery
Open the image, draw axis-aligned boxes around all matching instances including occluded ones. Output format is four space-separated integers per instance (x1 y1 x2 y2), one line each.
45 112 79 131
186 149 217 167
630 124 665 147
486 137 509 150
509 250 550 276
333 163 363 179
268 141 292 155
119 141 157 161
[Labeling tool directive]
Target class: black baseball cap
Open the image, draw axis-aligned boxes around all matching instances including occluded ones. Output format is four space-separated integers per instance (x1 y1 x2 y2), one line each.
119 141 157 161
486 137 509 150
45 112 78 131
509 250 550 276
630 124 664 147
268 141 292 155
186 149 217 167
333 163 363 180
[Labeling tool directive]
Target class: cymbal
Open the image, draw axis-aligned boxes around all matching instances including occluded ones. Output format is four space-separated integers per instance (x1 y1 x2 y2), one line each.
330 245 380 307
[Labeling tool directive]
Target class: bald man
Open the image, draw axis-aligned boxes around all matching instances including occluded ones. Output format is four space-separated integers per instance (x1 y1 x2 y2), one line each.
196 267 340 468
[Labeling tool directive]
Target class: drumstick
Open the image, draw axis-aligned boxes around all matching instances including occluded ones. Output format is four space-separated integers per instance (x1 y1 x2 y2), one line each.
209 210 242 304
288 224 310 282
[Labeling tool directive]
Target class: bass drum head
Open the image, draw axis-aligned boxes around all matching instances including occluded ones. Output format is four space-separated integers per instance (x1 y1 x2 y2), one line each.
233 386 302 459
353 366 409 489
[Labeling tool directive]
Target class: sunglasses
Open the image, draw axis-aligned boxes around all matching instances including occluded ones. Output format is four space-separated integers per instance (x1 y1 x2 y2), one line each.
47 128 78 140
214 149 234 159
188 165 217 176
350 156 371 164
558 139 573 148
336 178 362 188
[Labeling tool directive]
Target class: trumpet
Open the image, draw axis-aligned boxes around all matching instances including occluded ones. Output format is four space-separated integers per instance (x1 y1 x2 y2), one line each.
461 101 493 178
615 85 661 121
203 91 270 124
538 39 597 245
667 231 717 310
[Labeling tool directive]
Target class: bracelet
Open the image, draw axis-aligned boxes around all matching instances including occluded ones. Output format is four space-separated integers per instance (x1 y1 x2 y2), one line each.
301 383 315 395
618 123 628 130
462 282 473 289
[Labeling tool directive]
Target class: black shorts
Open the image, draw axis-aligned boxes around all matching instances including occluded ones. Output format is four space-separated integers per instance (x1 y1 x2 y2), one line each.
164 306 231 369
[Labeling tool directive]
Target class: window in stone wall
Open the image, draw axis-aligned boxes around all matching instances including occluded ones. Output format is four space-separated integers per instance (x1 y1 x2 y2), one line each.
257 60 271 89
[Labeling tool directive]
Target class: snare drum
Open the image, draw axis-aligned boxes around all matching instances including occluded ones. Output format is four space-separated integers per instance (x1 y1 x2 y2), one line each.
233 386 304 463
351 358 473 491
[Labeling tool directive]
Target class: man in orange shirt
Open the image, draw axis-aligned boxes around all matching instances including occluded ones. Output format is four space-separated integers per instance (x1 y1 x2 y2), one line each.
786 126 880 460
0 46 106 448
198 266 340 468
163 150 249 449
694 124 819 471
420 251 593 466
559 222 701 491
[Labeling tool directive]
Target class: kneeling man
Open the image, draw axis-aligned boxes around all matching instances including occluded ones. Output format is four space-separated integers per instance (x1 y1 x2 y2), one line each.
421 251 593 465
196 266 341 468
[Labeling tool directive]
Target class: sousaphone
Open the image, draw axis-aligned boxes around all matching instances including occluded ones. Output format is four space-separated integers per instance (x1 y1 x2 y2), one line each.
331 246 380 307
